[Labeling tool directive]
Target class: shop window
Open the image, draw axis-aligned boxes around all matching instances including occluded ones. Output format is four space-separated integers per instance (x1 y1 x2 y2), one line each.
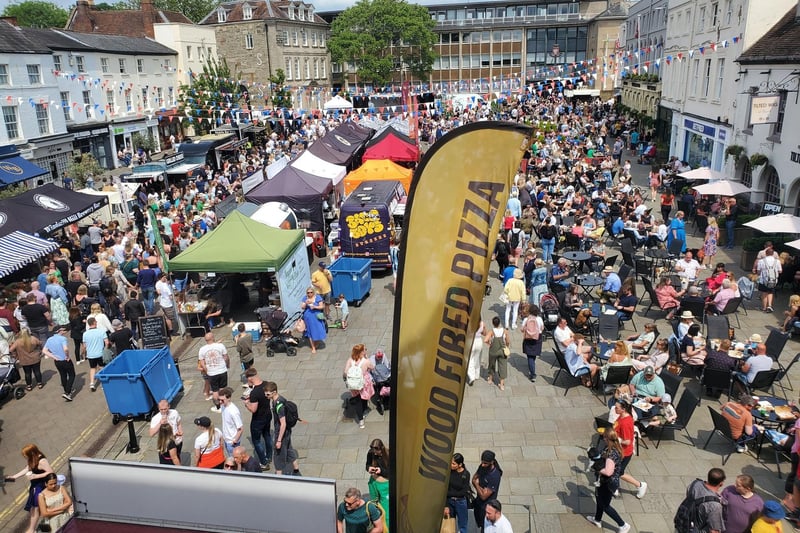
740 158 752 188
764 166 781 204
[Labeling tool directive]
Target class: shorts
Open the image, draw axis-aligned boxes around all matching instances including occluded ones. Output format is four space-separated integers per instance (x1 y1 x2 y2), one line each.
619 454 633 476
174 278 187 292
88 357 104 369
208 373 228 392
758 283 776 294
321 292 331 305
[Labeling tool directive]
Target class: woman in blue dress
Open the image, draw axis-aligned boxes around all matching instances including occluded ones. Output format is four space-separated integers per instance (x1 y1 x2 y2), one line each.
300 286 327 353
667 210 687 253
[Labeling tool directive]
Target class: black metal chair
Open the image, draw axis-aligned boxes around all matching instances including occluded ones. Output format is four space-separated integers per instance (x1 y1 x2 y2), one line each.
603 255 618 270
679 300 706 326
617 264 633 284
759 431 795 478
705 315 730 342
599 365 633 405
743 368 782 398
618 296 639 332
565 232 581 251
552 341 587 396
640 276 667 318
766 330 790 363
700 368 733 401
660 370 683 401
703 406 743 465
597 314 620 341
717 297 743 329
667 238 684 261
777 352 800 394
651 389 700 448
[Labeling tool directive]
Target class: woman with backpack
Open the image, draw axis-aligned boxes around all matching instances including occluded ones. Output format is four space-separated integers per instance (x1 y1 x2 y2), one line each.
586 429 632 533
521 304 543 383
483 317 510 391
343 344 374 429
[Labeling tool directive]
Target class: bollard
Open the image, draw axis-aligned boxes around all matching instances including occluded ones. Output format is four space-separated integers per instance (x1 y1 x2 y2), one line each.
126 415 140 454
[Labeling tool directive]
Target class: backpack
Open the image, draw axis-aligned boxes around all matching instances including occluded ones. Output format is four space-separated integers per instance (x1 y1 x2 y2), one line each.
763 256 779 289
523 316 541 340
673 483 720 533
276 399 300 429
99 275 116 297
78 297 96 319
738 276 755 300
346 362 365 391
508 229 521 250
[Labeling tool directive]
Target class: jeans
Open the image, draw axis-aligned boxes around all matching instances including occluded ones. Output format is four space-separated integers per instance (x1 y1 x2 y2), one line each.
141 287 155 315
54 359 75 395
594 482 625 526
447 497 469 533
251 421 273 466
541 238 555 262
726 219 736 248
527 355 537 379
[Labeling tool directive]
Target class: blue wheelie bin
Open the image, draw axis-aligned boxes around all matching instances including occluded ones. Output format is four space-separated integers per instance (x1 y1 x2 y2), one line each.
97 347 182 424
329 257 373 306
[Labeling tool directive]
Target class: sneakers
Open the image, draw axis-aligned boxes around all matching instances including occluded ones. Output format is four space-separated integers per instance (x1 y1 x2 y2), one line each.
468 379 475 386
261 462 271 471
90 382 96 392
618 523 631 533
359 420 365 429
636 481 648 499
62 393 73 402
210 406 221 413
585 516 602 528
292 469 302 476
613 490 620 498
76 359 83 365
376 404 384 415
737 445 747 453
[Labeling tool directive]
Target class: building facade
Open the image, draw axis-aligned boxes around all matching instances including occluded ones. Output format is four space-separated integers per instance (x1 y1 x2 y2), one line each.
660 0 795 172
731 5 800 212
199 0 331 108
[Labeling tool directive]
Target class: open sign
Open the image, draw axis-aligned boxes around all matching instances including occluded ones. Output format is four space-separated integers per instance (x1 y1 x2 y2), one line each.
762 202 783 215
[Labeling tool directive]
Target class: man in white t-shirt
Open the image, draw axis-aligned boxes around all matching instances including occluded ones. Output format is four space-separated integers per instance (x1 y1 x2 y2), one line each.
553 317 573 349
483 500 514 533
148 399 184 455
674 252 702 286
155 272 176 334
218 387 244 456
199 332 229 411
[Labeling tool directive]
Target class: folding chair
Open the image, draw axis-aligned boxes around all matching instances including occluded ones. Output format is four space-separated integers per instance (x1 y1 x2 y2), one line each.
743 369 782 398
618 297 639 332
597 314 620 341
759 430 795 478
640 276 667 318
651 389 700 448
599 365 633 405
700 368 733 401
552 341 587 396
777 352 800 394
660 370 683 401
704 315 730 342
765 330 790 363
717 297 742 329
703 406 752 465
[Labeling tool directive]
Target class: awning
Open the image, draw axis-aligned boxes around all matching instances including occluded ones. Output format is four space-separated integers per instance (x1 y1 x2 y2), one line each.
166 163 202 175
0 156 49 186
0 184 108 237
0 231 58 277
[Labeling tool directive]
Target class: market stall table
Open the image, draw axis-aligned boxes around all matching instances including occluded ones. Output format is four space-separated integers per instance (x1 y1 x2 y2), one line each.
178 300 208 337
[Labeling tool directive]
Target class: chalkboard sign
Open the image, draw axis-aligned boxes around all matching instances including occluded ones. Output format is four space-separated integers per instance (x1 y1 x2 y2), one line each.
139 316 168 349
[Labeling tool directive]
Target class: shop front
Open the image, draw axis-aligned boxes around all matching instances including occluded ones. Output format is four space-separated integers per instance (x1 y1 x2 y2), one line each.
71 125 113 169
24 133 73 186
109 118 160 167
677 117 730 171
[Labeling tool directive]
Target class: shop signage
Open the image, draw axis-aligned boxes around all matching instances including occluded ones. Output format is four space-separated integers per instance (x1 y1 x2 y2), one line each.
750 95 780 124
761 202 783 215
684 119 715 137
164 152 184 166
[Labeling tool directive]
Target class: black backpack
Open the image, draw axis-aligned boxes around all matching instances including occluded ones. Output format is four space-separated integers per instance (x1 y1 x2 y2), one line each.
508 229 520 250
277 399 300 429
674 484 720 533
99 275 116 297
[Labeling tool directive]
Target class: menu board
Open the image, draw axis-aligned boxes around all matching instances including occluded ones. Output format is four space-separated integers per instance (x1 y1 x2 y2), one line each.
139 316 168 349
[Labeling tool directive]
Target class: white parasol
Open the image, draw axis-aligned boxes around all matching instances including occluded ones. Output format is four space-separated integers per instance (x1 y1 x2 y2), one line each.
692 180 752 196
678 167 728 181
744 213 800 234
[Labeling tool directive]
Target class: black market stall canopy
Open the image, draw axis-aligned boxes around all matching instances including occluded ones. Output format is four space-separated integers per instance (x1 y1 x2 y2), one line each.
0 231 58 277
0 184 107 237
245 166 333 231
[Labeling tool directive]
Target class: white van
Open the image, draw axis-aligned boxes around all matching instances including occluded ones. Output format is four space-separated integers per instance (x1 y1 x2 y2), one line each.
451 93 486 112
77 184 138 224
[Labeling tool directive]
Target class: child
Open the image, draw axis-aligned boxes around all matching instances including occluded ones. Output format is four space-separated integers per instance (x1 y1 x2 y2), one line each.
646 394 678 427
336 294 349 330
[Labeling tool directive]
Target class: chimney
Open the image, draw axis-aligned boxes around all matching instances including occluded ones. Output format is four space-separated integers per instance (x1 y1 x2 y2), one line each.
0 16 18 26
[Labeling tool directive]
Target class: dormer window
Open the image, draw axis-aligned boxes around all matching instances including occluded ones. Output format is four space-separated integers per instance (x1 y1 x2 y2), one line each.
308 6 314 20
288 5 294 20
217 7 227 23
243 4 252 20
299 7 305 21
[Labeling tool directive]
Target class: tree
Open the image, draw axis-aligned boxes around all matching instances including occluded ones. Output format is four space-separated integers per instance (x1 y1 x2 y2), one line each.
65 154 104 190
1 1 69 28
329 0 437 86
176 57 243 136
269 69 293 110
115 0 220 23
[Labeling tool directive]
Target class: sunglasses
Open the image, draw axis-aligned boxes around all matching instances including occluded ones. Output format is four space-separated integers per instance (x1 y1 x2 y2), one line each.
224 463 234 469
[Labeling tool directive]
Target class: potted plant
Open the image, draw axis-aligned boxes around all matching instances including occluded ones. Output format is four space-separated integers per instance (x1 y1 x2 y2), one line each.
749 153 768 167
725 145 745 161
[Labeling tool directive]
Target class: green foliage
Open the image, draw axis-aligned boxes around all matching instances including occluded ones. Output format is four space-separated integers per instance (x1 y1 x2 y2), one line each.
2 1 69 28
329 0 437 85
65 154 104 190
0 183 27 200
749 153 768 167
113 0 220 22
725 144 745 161
176 57 243 136
132 131 158 153
269 69 293 110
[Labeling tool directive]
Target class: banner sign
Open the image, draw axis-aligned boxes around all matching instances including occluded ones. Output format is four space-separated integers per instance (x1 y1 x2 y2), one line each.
390 122 531 532
750 95 781 124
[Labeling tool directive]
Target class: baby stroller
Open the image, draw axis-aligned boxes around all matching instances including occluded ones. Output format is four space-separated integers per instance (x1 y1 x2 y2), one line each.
0 353 25 405
257 306 301 357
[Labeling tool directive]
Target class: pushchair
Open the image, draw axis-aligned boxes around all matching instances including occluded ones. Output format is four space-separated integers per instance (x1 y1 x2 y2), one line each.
257 306 301 357
0 353 25 405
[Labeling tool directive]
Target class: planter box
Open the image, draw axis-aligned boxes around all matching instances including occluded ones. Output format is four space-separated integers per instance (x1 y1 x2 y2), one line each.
740 249 758 271
718 226 755 249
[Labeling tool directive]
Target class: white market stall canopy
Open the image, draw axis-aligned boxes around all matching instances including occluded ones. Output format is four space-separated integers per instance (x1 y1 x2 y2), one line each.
291 151 346 184
323 95 354 110
0 231 58 277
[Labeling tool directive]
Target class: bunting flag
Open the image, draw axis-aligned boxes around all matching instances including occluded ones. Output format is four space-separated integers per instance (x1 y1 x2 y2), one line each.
390 121 531 533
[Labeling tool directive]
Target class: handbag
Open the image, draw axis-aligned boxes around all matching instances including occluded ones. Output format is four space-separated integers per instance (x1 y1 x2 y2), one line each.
499 293 509 305
502 346 511 357
294 318 306 334
440 517 457 533
102 347 115 365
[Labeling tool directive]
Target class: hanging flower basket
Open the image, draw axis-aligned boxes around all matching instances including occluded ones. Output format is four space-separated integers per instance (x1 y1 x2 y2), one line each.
749 153 768 167
724 144 745 161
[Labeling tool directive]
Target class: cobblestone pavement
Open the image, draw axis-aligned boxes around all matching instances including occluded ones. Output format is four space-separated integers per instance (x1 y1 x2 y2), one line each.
1 157 798 532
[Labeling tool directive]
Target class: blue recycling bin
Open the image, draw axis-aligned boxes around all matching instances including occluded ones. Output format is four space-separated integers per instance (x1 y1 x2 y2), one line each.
329 257 373 306
97 347 182 420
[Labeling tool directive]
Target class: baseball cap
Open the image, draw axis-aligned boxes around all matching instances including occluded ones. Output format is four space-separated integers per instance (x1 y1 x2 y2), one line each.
644 366 655 376
112 319 124 329
318 261 327 268
762 500 785 520
194 416 211 428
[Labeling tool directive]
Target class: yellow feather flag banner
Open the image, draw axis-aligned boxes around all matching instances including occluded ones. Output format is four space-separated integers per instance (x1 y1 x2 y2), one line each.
390 121 531 533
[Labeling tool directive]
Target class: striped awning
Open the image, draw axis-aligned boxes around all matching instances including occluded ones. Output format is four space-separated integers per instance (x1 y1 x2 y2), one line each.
0 231 58 278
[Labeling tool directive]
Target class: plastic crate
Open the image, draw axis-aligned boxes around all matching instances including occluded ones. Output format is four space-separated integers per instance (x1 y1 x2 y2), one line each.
328 257 372 306
96 347 181 417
